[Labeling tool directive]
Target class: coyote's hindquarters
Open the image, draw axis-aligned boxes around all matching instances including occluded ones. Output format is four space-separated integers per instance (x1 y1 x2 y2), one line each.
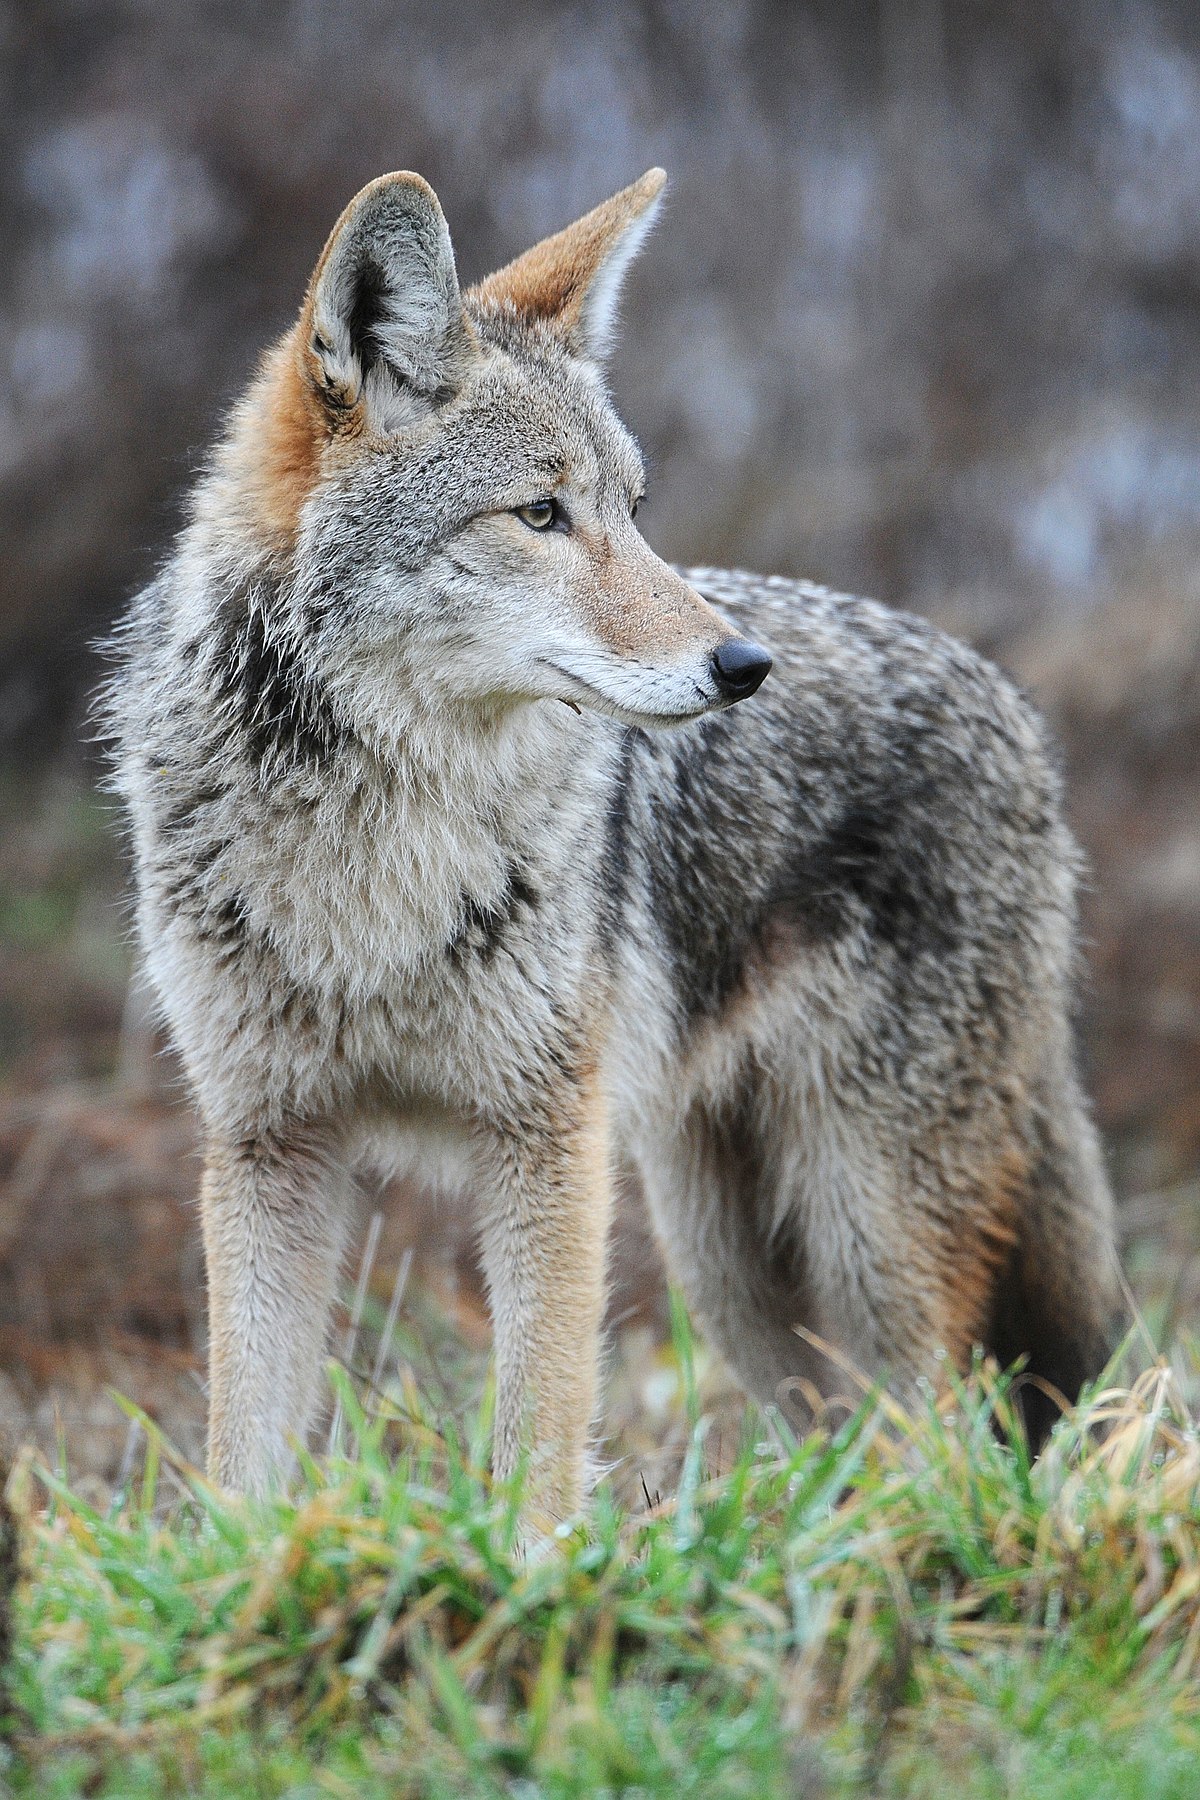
636 1057 1119 1448
103 166 1121 1523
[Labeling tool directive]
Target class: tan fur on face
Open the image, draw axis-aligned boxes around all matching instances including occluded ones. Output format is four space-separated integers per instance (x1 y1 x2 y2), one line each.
575 530 737 660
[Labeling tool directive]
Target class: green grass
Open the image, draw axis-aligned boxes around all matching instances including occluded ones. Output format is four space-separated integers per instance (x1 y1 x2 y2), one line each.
3 1332 1200 1798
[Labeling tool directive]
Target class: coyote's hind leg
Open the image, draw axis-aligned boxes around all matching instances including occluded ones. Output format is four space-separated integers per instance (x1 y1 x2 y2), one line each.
989 1077 1123 1447
201 1126 354 1495
637 1100 841 1427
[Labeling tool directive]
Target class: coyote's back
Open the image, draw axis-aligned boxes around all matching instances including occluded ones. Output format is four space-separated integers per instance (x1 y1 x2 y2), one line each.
104 167 1121 1523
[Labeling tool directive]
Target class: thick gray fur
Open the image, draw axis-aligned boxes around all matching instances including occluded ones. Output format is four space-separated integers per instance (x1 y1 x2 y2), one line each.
102 170 1121 1515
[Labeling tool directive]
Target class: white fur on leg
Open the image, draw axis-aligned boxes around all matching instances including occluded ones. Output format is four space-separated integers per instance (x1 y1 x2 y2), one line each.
201 1132 353 1496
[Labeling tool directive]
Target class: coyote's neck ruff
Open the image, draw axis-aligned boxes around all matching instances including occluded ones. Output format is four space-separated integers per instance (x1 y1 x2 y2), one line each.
106 170 1120 1526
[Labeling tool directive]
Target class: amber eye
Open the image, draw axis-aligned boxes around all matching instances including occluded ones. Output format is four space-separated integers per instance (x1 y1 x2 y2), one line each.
515 499 560 532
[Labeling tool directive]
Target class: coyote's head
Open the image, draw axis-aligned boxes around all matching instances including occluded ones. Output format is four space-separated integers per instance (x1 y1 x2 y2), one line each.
221 169 771 735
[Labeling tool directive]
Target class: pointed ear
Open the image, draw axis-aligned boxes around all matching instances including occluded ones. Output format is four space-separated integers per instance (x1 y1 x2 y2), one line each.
298 172 474 430
470 168 667 365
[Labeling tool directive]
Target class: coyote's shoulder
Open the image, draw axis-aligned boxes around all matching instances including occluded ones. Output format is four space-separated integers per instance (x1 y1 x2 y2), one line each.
629 567 1076 1025
105 169 1120 1524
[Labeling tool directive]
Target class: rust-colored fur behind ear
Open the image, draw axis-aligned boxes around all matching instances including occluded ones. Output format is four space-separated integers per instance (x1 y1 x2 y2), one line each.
471 168 666 359
211 330 330 552
216 172 467 550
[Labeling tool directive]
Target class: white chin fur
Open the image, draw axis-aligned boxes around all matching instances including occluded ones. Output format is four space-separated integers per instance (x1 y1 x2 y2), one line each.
537 650 715 728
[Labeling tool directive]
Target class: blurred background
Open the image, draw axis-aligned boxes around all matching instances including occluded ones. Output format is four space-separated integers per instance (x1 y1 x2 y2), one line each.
3 0 1200 1486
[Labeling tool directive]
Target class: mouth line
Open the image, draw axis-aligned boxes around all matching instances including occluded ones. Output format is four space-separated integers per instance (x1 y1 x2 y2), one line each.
537 658 712 725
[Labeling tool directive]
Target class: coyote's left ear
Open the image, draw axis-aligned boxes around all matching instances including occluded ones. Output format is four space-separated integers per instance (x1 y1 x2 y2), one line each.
298 172 474 429
471 168 667 365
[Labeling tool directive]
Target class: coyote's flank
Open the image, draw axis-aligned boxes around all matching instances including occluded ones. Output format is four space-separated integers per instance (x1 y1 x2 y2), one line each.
103 167 1121 1525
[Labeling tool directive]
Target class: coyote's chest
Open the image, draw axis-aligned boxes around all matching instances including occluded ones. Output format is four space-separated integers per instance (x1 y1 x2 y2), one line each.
160 744 606 1124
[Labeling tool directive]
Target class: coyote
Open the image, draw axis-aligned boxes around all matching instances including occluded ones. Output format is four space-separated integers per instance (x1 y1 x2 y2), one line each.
106 168 1120 1523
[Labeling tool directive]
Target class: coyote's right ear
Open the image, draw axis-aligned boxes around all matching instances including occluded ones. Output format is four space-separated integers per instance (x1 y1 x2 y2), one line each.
298 173 474 430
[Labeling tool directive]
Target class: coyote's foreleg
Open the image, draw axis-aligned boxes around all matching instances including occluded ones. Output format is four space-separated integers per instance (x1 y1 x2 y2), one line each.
200 1127 353 1495
476 1071 613 1528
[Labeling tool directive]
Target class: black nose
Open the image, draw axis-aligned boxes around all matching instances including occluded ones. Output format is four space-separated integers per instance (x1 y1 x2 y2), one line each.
711 638 773 702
